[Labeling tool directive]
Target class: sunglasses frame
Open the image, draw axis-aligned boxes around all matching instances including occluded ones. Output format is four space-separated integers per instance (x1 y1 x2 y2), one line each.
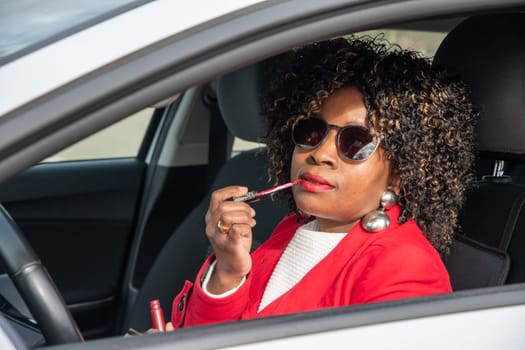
291 116 382 162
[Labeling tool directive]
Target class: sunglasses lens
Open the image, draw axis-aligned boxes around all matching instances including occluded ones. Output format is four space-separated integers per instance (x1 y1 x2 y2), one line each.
292 117 379 161
292 118 327 148
339 126 377 161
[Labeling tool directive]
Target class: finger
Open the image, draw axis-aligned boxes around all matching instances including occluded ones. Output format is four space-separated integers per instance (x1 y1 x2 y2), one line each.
207 201 255 235
229 223 254 240
205 186 248 223
211 223 253 254
209 186 248 210
207 209 256 237
225 224 253 253
210 220 253 244
218 208 256 227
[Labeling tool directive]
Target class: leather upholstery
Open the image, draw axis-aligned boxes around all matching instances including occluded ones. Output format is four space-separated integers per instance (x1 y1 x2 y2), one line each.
435 14 525 288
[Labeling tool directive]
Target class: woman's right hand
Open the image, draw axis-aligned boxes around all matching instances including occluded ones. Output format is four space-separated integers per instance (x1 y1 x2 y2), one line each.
204 186 256 294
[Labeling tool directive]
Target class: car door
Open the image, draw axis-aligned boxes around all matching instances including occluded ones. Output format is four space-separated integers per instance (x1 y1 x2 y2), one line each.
0 107 160 338
0 86 223 339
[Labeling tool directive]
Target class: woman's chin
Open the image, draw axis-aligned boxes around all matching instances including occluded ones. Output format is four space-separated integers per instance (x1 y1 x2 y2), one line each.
295 203 324 219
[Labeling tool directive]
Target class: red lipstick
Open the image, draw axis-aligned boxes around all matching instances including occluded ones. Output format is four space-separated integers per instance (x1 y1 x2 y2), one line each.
300 173 335 192
231 180 303 203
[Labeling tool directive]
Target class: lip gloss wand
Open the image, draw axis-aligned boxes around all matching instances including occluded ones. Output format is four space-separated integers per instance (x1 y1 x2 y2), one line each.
231 179 303 203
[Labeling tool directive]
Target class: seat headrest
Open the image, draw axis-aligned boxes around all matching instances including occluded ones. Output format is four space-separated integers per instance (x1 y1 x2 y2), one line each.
216 64 263 142
433 14 525 158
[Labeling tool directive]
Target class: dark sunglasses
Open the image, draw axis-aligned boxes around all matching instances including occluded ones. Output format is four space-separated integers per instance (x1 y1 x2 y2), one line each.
291 116 381 162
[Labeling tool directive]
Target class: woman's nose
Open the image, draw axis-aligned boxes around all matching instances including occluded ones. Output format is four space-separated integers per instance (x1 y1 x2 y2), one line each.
308 129 339 167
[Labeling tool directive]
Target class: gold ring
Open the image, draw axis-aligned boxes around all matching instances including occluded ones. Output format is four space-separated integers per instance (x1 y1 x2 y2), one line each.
217 220 229 233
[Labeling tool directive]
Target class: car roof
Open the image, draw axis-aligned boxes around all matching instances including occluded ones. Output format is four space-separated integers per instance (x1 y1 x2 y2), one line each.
0 0 266 117
0 0 144 63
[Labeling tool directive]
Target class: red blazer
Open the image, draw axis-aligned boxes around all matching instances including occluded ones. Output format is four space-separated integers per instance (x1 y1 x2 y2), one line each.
171 206 451 327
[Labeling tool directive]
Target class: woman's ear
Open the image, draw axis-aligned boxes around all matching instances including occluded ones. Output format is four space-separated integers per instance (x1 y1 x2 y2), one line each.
388 166 401 194
390 177 401 195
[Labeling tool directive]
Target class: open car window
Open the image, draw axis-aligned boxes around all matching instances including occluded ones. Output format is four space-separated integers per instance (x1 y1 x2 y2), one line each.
0 1 524 349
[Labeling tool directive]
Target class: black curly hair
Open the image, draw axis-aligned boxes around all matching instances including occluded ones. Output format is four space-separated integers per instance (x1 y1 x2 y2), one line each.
261 36 477 254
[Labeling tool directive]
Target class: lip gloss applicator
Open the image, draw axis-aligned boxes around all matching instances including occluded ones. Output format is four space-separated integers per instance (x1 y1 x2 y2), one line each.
231 179 303 203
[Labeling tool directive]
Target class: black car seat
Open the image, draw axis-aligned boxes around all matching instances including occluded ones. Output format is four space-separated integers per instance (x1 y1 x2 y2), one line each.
434 14 525 289
123 64 288 332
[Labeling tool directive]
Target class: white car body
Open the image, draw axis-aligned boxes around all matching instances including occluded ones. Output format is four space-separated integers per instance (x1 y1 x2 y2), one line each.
0 0 264 116
0 1 524 349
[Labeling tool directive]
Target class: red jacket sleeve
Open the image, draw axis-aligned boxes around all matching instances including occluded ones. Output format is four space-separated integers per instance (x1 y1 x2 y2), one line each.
171 255 252 328
350 242 452 304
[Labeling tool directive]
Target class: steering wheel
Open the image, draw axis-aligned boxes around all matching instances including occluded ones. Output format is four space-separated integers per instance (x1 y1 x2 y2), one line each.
0 205 83 345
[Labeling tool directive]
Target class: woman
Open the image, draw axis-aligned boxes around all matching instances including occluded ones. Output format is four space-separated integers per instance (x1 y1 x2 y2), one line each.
170 37 477 328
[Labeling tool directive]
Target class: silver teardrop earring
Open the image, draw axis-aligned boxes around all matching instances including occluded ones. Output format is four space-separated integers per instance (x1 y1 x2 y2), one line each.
361 189 398 233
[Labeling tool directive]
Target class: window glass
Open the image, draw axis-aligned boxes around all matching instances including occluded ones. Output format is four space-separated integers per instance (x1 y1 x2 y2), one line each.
356 29 447 57
43 108 153 162
232 138 265 153
0 0 143 61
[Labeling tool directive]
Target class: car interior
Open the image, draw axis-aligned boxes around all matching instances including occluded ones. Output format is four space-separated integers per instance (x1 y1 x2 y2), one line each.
0 7 524 348
122 12 525 332
434 14 525 290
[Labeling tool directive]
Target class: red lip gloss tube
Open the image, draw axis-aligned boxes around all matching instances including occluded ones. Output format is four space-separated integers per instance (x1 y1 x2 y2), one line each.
150 299 166 332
